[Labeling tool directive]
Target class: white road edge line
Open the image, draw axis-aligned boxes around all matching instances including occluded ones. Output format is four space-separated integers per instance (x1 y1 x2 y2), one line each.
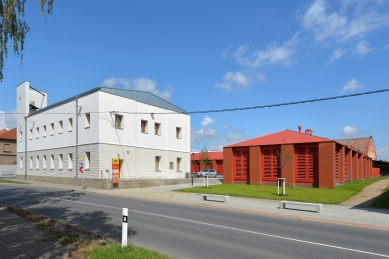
53 198 389 258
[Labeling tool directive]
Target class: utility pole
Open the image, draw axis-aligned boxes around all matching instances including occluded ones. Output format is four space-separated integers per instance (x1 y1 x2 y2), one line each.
75 97 79 186
24 116 27 180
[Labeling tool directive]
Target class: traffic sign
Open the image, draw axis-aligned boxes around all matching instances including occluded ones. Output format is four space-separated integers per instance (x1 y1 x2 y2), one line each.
79 166 84 173
79 161 84 166
79 155 84 160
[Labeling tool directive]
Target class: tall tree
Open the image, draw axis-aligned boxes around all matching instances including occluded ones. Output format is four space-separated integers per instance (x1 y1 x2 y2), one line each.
0 0 54 81
199 143 211 169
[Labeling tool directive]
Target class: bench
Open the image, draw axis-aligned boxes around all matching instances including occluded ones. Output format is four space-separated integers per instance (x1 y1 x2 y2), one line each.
279 200 323 214
201 194 229 203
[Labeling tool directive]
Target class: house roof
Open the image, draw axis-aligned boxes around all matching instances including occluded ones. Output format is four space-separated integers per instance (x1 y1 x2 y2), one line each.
0 128 16 141
28 87 186 118
191 151 223 160
0 128 8 135
226 129 332 147
335 137 376 159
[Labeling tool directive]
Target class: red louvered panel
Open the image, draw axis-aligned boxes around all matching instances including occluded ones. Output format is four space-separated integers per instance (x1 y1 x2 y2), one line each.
335 146 339 182
235 150 242 177
242 150 249 178
262 147 281 180
272 149 281 179
308 148 317 180
216 160 223 175
297 148 306 179
295 145 318 182
263 149 271 178
234 148 249 179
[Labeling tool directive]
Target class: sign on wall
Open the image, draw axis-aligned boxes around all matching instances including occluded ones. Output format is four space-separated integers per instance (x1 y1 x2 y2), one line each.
112 158 120 186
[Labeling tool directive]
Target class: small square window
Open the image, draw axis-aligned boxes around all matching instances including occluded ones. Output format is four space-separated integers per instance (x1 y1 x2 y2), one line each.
115 114 123 129
20 131 23 142
68 153 73 170
68 118 73 132
154 123 161 135
36 127 39 139
30 156 33 170
176 127 181 139
59 154 63 169
19 157 23 170
59 121 63 134
42 155 47 170
155 156 161 171
85 152 90 169
30 129 33 140
141 120 148 133
3 144 11 152
50 123 54 135
85 113 91 128
50 155 54 169
36 156 39 170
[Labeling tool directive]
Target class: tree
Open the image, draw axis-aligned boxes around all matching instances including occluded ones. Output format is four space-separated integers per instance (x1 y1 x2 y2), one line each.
274 139 292 173
199 143 211 169
0 0 54 81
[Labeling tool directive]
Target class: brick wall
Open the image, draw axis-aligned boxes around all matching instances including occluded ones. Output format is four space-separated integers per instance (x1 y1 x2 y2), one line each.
223 147 234 184
318 142 335 188
352 152 358 180
345 149 352 182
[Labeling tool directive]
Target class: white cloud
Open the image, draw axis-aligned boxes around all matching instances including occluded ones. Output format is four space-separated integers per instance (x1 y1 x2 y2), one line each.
342 78 364 92
201 116 215 127
381 43 389 51
228 35 298 68
376 146 389 161
101 77 174 101
0 110 16 130
302 0 389 42
328 48 346 63
353 41 371 57
342 126 359 136
214 70 266 91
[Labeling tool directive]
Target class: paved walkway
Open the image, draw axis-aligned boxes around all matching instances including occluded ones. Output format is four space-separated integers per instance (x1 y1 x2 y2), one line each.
0 206 74 259
341 178 389 207
1 178 389 258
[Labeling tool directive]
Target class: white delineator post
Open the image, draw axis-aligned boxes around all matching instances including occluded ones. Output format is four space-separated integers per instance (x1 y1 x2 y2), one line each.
206 175 209 188
277 178 286 196
122 208 128 248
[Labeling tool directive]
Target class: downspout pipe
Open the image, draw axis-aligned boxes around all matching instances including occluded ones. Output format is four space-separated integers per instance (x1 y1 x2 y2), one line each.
24 116 27 180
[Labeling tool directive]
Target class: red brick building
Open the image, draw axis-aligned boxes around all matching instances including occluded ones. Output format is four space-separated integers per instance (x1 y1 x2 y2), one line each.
191 151 224 175
223 128 375 188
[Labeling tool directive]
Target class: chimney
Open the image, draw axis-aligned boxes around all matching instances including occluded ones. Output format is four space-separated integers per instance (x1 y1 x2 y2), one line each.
305 128 313 135
298 126 302 133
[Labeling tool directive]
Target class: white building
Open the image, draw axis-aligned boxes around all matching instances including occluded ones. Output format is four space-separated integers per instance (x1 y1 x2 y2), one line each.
16 81 190 188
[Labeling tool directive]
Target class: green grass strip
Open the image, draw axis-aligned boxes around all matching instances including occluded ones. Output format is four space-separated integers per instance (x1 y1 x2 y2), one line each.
83 243 173 259
178 176 389 204
0 179 29 184
371 183 389 209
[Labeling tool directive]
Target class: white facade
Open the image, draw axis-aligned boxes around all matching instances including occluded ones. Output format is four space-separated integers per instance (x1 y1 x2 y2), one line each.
16 81 190 180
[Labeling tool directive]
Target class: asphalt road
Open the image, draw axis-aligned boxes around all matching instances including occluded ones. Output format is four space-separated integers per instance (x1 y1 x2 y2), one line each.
1 184 388 259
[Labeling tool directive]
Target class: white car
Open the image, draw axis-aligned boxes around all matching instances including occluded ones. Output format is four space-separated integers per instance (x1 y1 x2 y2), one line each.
196 169 217 178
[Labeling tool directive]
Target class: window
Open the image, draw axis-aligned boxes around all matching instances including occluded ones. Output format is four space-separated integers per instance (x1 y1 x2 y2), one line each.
20 131 23 142
295 145 318 182
176 127 181 139
68 153 73 170
20 157 23 170
85 113 91 128
36 127 39 139
115 114 123 129
262 146 281 180
170 162 174 169
50 155 54 169
177 158 181 171
43 125 46 137
3 144 11 152
50 123 54 135
59 154 63 170
30 129 33 140
234 148 249 179
36 156 39 170
68 118 73 132
141 120 148 133
155 156 161 171
43 155 47 170
59 121 63 134
85 152 90 170
154 123 161 135
30 156 33 170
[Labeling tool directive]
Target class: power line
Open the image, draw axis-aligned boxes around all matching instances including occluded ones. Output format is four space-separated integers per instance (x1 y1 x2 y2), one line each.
1 88 388 115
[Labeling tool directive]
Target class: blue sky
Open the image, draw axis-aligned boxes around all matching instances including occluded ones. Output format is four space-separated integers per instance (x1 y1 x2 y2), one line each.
0 0 388 160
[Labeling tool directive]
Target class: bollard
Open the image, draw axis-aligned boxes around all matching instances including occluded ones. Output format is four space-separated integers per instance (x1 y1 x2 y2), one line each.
206 175 209 188
191 176 194 186
122 208 128 249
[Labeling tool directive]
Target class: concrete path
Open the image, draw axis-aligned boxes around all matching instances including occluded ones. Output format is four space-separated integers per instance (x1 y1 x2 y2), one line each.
341 178 389 207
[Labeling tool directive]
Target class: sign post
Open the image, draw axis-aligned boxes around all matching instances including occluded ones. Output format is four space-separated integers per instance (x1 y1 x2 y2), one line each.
112 158 120 188
79 155 84 186
122 208 128 249
277 178 286 196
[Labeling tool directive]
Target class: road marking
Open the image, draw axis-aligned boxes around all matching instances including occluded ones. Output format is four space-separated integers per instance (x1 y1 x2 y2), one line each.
53 198 389 258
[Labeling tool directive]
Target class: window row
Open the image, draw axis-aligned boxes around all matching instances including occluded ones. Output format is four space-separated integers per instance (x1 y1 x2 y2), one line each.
140 119 182 139
155 156 182 171
20 152 91 171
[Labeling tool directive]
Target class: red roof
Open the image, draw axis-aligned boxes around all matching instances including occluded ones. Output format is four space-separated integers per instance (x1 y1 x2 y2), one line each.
0 129 8 135
0 128 17 141
191 151 223 161
226 129 332 147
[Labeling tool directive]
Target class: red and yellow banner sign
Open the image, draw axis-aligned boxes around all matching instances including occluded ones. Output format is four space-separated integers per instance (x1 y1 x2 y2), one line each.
112 158 120 184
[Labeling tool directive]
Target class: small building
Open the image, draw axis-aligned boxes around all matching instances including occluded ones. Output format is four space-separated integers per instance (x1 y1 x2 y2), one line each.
223 127 375 188
16 81 190 188
191 151 223 174
0 128 17 177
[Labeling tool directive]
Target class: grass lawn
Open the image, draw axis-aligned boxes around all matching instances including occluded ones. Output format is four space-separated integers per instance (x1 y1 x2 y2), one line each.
83 243 173 259
0 179 29 184
371 183 389 209
178 176 389 204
